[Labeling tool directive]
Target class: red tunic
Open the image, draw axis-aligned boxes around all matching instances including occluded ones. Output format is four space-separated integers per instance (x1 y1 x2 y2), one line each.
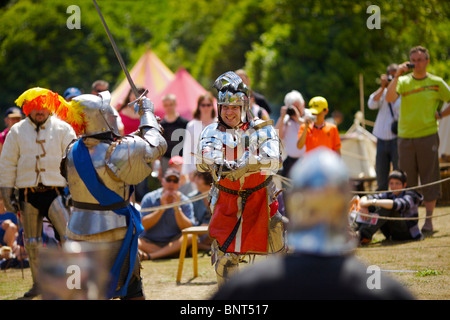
209 171 274 254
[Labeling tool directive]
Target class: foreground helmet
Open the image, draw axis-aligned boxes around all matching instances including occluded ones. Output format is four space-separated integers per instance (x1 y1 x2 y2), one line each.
285 147 356 255
213 71 252 125
286 147 351 230
72 91 120 137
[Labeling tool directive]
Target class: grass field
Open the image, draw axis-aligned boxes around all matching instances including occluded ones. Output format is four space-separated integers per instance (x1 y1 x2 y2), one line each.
1 205 449 300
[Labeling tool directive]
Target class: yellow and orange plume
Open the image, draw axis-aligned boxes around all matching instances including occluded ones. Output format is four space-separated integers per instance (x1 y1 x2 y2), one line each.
15 87 85 135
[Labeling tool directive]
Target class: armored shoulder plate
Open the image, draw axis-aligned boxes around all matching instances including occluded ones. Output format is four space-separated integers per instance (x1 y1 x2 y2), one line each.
105 135 153 185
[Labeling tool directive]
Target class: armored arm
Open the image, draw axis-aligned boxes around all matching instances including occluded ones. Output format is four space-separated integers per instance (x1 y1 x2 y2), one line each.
105 98 167 185
236 122 283 173
196 124 225 173
135 97 168 160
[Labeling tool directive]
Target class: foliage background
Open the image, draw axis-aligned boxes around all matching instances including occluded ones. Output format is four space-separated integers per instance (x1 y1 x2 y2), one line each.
0 0 449 130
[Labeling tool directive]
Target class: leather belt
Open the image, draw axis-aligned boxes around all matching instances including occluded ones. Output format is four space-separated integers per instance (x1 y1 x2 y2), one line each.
72 200 130 211
26 185 57 193
214 175 272 202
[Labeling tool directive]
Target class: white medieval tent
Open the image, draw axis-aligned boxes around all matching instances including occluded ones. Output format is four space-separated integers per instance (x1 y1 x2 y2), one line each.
340 112 377 191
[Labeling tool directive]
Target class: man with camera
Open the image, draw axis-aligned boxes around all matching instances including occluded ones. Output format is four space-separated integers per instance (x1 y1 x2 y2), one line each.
386 46 450 234
275 90 312 177
296 96 341 155
368 64 401 192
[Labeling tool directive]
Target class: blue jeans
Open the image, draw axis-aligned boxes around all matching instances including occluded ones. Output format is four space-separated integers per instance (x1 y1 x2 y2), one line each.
376 138 398 191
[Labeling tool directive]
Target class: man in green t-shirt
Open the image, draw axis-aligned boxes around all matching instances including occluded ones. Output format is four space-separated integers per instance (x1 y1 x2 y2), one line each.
386 46 450 233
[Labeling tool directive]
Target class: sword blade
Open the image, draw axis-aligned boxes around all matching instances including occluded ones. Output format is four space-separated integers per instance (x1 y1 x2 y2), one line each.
92 0 139 98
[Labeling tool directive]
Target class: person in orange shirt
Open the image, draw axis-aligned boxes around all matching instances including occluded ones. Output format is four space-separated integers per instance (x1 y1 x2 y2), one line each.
297 96 341 155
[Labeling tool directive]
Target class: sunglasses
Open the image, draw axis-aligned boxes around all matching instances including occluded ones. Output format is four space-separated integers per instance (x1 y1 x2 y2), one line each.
165 177 179 183
200 103 213 107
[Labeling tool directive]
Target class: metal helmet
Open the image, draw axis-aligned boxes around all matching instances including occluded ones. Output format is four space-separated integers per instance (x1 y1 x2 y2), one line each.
213 71 252 125
72 91 120 137
285 147 356 254
287 147 351 229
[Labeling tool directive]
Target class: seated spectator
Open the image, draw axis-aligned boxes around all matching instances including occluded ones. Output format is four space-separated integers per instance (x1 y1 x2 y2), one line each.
0 211 18 258
188 171 213 251
168 156 196 195
352 170 424 244
0 199 21 264
138 169 195 260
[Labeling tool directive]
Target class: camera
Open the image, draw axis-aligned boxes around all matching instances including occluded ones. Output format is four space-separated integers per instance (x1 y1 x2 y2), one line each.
286 106 296 116
387 75 394 82
303 113 317 122
407 63 415 69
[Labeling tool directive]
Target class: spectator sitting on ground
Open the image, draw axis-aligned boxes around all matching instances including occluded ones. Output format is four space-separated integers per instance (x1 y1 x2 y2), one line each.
0 207 18 259
138 169 196 260
351 170 424 244
168 156 196 195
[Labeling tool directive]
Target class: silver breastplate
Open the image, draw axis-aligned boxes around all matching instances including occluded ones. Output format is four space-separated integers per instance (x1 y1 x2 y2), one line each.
66 140 129 236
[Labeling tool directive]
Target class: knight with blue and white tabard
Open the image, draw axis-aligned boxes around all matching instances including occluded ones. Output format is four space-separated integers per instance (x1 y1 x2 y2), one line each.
196 71 285 286
61 91 167 299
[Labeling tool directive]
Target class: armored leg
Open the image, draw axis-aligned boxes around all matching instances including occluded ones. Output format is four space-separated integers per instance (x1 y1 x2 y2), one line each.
268 211 287 254
48 195 70 242
20 201 43 296
212 241 240 286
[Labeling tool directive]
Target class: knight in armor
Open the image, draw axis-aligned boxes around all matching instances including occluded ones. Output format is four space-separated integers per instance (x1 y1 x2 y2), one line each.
60 90 167 299
213 147 415 299
196 71 285 286
0 88 77 298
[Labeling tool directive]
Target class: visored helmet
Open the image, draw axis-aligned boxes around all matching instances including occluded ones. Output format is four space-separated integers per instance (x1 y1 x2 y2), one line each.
73 91 120 137
213 71 252 125
286 147 351 230
285 147 356 254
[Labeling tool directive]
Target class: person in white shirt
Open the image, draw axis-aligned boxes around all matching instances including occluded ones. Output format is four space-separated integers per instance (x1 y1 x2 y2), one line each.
275 90 312 177
181 93 216 179
368 64 401 191
0 88 76 298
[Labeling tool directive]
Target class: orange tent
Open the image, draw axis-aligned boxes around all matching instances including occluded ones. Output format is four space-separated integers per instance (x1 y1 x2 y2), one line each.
110 49 175 109
153 67 215 121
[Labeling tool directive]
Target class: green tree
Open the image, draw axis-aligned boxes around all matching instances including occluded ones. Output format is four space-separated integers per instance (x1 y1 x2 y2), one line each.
0 0 448 132
0 0 129 123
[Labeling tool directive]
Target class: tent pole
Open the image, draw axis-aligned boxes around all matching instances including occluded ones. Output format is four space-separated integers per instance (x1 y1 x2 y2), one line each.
359 73 365 129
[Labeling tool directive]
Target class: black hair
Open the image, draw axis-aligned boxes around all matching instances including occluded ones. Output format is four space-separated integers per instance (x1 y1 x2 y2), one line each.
388 170 407 184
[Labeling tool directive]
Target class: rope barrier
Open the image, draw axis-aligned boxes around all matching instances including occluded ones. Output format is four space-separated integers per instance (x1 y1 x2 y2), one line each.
276 170 450 195
350 175 450 195
356 245 450 251
140 191 209 213
353 211 450 221
341 149 372 161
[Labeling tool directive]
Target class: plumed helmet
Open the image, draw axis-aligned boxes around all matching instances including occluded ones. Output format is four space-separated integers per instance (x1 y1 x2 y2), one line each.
213 71 252 125
72 91 120 137
286 147 351 230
